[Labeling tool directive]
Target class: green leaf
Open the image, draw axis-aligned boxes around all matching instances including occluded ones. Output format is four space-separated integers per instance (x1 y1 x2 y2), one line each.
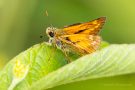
99 41 110 49
0 42 68 90
29 44 135 90
0 42 135 90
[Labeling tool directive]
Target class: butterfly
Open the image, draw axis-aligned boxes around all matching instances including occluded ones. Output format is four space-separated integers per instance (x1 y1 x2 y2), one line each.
46 17 106 58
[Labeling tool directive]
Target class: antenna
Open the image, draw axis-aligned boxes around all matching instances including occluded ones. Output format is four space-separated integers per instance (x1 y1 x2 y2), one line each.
40 10 51 39
45 10 53 27
40 10 53 40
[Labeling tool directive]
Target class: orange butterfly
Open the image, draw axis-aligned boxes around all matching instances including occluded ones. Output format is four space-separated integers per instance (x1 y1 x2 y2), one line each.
46 17 106 57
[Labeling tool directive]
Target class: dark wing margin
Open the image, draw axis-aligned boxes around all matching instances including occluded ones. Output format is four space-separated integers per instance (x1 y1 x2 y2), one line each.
64 23 82 28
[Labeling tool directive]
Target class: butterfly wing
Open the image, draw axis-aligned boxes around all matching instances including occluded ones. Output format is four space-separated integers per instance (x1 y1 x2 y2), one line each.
56 17 106 55
58 34 101 55
63 17 106 35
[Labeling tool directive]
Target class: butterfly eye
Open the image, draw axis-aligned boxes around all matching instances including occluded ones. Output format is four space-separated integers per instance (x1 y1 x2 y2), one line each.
48 31 54 37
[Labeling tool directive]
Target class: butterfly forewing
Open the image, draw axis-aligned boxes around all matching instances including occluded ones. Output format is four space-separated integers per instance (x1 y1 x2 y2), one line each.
63 17 106 35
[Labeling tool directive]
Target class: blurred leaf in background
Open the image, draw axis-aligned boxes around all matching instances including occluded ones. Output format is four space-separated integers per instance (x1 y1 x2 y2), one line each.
0 0 135 90
0 53 8 70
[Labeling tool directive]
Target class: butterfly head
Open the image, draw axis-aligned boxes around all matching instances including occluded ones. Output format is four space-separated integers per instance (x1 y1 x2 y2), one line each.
46 27 57 38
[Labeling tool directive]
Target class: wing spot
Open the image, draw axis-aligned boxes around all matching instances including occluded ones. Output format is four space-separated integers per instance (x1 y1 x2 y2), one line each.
91 41 97 46
74 29 87 34
89 35 94 40
65 37 71 41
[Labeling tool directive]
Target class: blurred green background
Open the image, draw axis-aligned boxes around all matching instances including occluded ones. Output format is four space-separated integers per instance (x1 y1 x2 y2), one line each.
0 0 135 90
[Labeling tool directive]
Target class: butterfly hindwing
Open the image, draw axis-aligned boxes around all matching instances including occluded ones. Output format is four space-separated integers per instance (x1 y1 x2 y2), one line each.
58 34 101 55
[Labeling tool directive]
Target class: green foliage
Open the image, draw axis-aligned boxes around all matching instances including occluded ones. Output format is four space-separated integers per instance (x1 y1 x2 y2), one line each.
0 42 135 90
0 43 67 90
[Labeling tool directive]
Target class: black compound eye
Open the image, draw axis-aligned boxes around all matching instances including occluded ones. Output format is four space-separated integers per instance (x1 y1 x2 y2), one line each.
49 31 54 37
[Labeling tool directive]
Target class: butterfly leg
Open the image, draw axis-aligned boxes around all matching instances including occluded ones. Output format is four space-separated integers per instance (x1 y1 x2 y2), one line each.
49 39 72 63
60 44 72 63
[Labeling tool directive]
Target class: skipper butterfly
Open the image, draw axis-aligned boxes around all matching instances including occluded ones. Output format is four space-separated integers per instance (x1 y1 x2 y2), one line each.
46 17 106 58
